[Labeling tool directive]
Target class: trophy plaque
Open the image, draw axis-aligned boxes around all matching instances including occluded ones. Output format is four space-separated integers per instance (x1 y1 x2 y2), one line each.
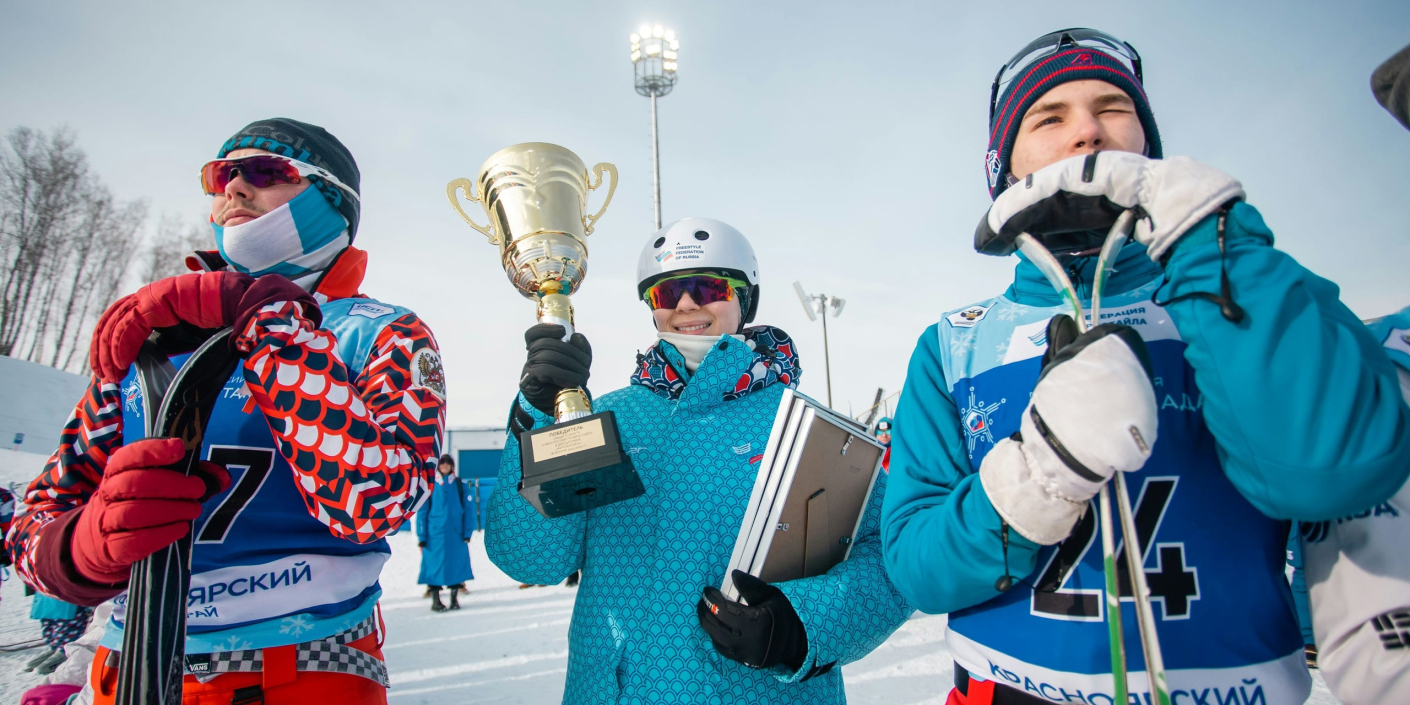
447 142 644 518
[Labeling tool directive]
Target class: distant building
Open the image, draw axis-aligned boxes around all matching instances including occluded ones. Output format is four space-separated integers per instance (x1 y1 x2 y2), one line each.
447 426 508 528
448 426 507 480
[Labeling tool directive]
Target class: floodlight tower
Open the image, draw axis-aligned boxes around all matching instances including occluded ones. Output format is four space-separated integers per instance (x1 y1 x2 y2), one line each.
794 282 846 408
630 24 679 229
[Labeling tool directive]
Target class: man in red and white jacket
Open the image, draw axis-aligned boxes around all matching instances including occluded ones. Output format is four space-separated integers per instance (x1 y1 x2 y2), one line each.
7 118 445 704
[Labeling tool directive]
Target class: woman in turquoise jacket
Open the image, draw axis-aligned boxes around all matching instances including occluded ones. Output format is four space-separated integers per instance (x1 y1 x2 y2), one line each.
486 218 912 704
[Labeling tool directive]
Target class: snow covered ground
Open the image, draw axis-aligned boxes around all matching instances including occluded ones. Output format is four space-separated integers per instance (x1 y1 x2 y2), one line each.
376 529 1344 705
0 522 1344 703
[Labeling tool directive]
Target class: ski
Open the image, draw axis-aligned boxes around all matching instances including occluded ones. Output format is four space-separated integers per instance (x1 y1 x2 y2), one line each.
115 329 240 705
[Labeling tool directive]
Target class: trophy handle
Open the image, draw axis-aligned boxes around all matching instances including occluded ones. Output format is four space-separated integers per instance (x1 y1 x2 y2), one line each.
583 163 618 236
446 177 499 245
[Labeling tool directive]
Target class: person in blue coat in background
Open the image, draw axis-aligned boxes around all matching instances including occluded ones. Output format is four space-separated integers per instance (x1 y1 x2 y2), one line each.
880 28 1410 705
417 454 477 612
486 218 913 704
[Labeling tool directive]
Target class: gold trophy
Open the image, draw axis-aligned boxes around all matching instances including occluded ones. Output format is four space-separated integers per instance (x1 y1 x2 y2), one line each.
447 142 644 518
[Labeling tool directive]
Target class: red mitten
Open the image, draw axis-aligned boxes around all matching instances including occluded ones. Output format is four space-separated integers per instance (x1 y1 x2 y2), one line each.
90 272 255 382
71 438 231 585
231 274 323 355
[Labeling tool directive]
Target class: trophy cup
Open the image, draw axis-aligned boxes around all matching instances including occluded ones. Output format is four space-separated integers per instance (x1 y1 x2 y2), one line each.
447 142 644 518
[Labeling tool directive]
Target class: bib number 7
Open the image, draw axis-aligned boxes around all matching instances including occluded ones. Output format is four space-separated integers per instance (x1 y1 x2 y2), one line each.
1030 476 1200 621
196 446 276 544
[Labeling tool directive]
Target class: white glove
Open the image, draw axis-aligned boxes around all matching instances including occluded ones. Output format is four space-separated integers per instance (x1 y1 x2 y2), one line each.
976 151 1245 262
980 320 1159 544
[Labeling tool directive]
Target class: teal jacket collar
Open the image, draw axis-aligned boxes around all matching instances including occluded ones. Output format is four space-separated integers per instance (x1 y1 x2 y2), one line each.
1004 241 1161 307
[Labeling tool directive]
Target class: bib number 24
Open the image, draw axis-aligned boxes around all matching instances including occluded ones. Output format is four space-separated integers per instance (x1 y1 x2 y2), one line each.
1030 476 1200 621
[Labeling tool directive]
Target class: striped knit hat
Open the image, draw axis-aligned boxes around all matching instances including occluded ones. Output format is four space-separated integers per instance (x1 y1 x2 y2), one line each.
986 35 1162 200
219 118 362 238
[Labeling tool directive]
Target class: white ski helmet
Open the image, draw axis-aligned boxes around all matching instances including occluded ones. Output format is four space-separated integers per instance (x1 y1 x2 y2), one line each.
636 217 761 323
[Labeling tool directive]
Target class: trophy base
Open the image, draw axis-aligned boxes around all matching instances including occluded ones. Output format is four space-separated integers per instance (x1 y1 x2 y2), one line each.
518 410 645 518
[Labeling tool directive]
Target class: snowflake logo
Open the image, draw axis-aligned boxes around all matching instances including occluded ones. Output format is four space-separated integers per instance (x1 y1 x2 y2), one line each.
950 332 977 356
993 303 1024 322
995 339 1010 359
279 615 314 637
217 635 255 651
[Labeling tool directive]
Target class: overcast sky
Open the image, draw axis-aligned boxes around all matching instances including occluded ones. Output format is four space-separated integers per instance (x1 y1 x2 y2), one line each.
3 1 1408 427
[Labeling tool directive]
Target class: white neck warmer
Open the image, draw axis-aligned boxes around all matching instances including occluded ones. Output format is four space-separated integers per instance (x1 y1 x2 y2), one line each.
211 186 350 292
658 332 748 373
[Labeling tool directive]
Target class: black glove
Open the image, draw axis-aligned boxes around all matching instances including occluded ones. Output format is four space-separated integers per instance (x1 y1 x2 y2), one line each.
519 324 592 414
417 541 427 548
1041 314 1081 370
697 570 807 670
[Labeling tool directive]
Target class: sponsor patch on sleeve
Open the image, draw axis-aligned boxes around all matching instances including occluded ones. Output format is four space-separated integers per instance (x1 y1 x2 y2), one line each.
947 304 993 328
410 348 447 399
348 302 397 319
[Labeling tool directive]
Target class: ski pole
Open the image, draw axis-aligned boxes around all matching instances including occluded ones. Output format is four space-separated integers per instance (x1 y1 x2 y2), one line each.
1013 232 1128 705
1092 212 1172 705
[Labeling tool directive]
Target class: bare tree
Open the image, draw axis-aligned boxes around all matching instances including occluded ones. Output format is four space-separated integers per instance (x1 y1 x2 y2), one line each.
0 127 147 373
141 213 213 284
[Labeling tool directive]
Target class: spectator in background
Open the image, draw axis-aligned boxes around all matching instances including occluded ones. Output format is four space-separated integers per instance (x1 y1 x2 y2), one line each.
874 417 892 472
417 454 477 612
26 595 93 675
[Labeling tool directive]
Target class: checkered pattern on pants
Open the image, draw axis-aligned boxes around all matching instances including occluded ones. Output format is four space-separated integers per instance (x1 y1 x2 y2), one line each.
184 615 387 687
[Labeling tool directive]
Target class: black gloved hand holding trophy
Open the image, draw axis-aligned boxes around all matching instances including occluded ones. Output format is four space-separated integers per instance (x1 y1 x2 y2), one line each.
447 143 644 518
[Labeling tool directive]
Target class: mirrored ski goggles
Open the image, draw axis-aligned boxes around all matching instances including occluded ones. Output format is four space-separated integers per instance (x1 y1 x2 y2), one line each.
200 154 360 202
989 28 1143 119
643 274 747 310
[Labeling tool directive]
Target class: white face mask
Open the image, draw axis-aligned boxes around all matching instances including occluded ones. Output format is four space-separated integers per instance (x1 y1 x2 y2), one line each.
211 186 348 290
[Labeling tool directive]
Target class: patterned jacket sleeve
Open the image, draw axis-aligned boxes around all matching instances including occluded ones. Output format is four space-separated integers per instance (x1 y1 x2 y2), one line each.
6 378 125 593
773 471 914 682
237 300 446 543
484 395 586 584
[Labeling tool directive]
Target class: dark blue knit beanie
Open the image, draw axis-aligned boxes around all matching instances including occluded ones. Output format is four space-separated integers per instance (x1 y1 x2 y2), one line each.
986 47 1161 200
218 118 362 237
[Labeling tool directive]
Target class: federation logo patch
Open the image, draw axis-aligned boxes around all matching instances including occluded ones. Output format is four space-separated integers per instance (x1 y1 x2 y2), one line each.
947 304 993 329
958 387 1005 457
348 302 396 319
411 348 446 399
123 382 142 414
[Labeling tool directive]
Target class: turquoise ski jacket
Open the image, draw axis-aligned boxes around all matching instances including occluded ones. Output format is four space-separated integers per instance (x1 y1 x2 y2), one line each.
487 334 912 704
882 202 1410 618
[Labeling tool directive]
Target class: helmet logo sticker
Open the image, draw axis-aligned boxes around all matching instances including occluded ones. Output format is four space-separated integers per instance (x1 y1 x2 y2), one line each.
655 250 674 263
672 243 704 262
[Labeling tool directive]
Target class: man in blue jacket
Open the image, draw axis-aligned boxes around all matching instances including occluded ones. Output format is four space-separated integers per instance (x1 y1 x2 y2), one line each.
417 454 477 612
880 28 1410 705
